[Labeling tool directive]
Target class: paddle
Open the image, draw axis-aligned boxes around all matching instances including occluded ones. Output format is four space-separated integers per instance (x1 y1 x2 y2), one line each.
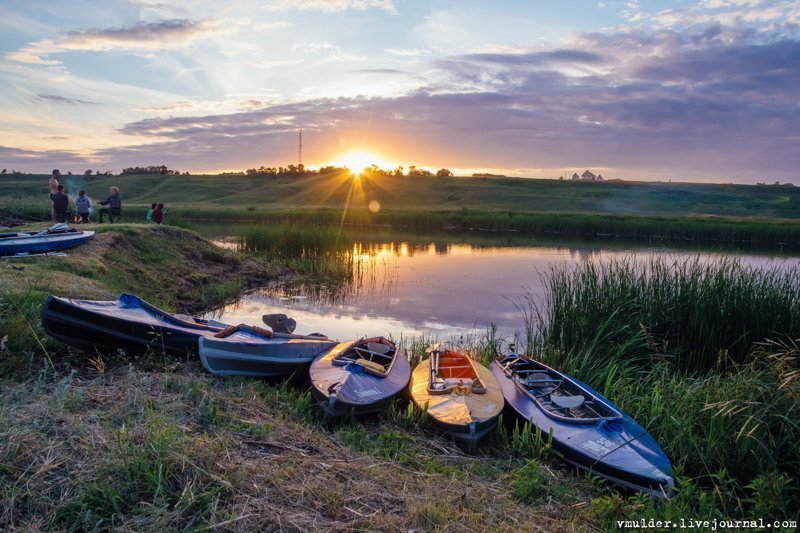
426 343 442 388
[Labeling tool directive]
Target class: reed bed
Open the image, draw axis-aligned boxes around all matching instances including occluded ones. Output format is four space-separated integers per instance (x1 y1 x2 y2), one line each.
531 256 800 374
170 207 800 247
520 257 800 521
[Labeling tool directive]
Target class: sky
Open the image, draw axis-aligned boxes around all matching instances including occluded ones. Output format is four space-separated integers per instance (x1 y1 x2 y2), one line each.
1 0 799 183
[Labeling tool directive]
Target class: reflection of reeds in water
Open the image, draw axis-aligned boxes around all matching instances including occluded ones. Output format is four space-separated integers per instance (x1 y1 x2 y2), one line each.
237 224 406 303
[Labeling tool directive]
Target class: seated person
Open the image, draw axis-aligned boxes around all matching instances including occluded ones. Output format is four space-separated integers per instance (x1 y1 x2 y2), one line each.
75 189 91 223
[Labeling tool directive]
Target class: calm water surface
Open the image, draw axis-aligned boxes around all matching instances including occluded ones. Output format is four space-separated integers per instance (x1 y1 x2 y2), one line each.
197 225 799 342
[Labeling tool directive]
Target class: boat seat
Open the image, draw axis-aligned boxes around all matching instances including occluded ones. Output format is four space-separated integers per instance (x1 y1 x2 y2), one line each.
525 372 561 387
354 359 387 373
551 395 585 409
430 377 487 394
443 377 472 388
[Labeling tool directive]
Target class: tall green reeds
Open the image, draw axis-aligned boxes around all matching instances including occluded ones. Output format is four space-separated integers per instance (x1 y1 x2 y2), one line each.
522 257 800 518
166 206 800 247
236 223 353 280
532 256 800 374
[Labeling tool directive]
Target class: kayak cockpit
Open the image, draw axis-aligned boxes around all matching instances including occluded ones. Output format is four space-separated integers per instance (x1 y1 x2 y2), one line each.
428 349 487 394
497 354 622 424
332 337 397 377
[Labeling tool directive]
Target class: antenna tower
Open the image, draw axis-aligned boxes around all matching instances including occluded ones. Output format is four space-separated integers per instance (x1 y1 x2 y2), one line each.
298 128 303 166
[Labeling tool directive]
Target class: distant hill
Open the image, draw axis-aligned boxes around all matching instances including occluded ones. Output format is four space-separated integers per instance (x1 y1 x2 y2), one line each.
2 171 799 219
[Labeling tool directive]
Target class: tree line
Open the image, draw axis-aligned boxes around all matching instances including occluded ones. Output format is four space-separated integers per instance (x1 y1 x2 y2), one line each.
1 163 454 177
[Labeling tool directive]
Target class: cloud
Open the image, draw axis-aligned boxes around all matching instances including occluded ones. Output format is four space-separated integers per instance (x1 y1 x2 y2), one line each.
83 22 799 181
265 0 397 14
139 101 196 112
352 68 407 75
0 145 88 166
294 42 366 62
451 49 606 67
7 19 227 65
36 94 100 105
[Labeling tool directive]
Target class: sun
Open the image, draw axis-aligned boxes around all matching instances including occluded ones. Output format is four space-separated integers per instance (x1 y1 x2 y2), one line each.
337 149 393 172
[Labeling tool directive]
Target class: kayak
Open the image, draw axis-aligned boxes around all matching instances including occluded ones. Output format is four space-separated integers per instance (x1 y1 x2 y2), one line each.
0 225 94 255
42 293 232 354
198 325 336 377
309 337 411 418
409 349 504 452
490 352 674 498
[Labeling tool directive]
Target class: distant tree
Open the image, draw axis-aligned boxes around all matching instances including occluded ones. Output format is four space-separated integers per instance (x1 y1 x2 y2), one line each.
84 169 93 176
67 171 72 175
0 169 6 175
408 166 432 177
393 166 404 176
318 165 347 174
436 168 453 177
120 165 180 175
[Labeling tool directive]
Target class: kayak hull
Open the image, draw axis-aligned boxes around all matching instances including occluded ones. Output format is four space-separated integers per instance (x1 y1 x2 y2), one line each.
199 334 337 377
41 293 217 354
0 230 94 255
490 357 673 498
309 340 411 418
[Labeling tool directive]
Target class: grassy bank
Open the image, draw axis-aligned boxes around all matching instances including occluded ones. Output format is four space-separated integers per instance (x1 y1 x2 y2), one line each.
0 224 278 374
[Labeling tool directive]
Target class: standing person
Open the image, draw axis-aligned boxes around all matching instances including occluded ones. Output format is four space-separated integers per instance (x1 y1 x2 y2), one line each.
75 189 91 224
51 184 70 223
49 169 61 222
152 203 165 224
98 186 122 223
146 203 156 224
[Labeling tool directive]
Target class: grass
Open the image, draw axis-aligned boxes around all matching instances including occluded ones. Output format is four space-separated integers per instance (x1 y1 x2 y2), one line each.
529 256 800 373
3 171 800 219
2 215 799 527
0 224 278 378
4 171 800 247
517 257 800 524
0 368 591 531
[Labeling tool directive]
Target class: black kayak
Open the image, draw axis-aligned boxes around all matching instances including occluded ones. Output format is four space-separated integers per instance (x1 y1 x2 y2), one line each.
309 337 411 419
41 293 232 355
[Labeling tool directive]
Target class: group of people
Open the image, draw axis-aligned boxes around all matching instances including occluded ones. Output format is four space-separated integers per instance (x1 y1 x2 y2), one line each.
48 169 164 225
146 203 166 224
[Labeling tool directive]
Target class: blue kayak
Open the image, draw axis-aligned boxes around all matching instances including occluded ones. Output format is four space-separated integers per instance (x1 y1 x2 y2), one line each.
199 326 337 377
0 225 93 255
310 337 411 418
490 352 673 498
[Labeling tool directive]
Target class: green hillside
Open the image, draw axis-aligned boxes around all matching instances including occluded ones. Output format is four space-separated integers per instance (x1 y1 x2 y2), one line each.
2 172 799 219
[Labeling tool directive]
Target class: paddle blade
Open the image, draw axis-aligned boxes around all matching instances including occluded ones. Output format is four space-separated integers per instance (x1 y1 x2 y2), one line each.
425 343 441 354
